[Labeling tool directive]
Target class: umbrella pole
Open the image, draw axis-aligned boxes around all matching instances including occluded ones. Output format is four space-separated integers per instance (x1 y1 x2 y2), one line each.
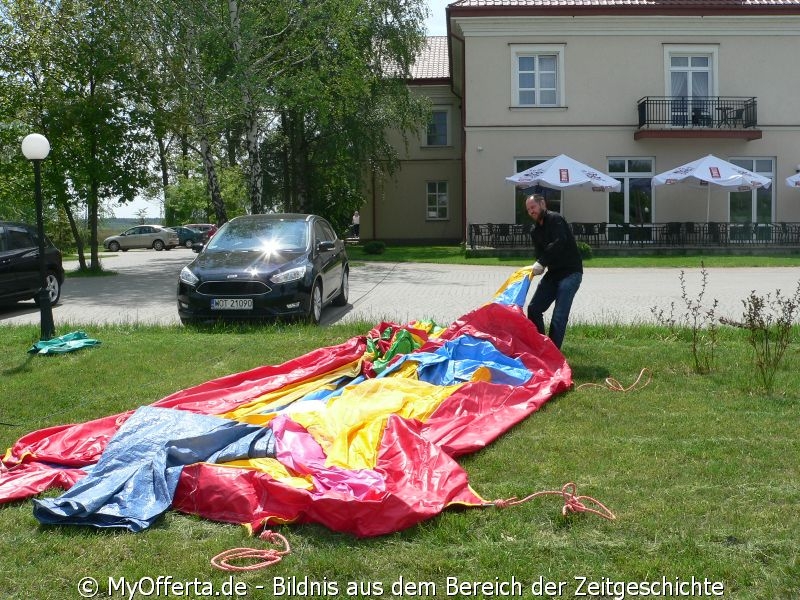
706 187 711 222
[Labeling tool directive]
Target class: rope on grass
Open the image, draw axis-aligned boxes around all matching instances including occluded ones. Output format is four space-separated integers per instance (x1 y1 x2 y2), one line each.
576 367 652 393
488 482 616 521
211 529 291 572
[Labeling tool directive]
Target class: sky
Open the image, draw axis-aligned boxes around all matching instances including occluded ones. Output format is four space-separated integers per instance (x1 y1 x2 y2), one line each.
425 0 451 36
114 0 451 219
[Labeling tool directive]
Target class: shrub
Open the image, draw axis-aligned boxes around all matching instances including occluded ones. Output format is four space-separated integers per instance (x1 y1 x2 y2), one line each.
651 264 719 374
362 240 386 255
577 241 593 260
720 281 800 393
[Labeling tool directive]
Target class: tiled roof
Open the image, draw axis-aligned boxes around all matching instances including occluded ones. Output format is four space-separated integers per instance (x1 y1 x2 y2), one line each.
409 37 450 81
450 0 800 6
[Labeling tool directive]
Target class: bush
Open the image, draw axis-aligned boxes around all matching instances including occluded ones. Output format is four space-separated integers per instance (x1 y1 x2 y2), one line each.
577 241 593 260
362 240 386 255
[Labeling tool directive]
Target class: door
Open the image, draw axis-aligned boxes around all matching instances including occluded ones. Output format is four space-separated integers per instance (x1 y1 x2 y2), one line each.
513 158 561 224
0 224 41 299
669 54 711 126
608 158 654 242
314 220 343 302
728 158 774 242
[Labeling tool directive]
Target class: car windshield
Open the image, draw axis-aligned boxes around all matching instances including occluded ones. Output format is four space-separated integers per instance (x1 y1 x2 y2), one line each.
206 219 308 253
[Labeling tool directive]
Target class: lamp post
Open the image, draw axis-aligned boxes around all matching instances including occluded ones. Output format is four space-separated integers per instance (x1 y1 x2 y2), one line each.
21 133 56 341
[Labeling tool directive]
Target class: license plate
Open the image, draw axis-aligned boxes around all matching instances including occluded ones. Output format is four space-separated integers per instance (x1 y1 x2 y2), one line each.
211 298 253 310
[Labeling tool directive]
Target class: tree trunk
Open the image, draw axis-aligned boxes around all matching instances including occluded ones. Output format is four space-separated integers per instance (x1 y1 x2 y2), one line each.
199 131 227 225
157 134 174 224
228 0 262 215
62 201 87 271
245 110 263 215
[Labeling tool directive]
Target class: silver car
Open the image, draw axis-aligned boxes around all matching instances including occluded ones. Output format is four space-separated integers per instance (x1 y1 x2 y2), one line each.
103 225 179 252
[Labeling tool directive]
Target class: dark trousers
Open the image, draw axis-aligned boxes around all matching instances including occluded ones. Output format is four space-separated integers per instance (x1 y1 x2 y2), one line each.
526 272 582 349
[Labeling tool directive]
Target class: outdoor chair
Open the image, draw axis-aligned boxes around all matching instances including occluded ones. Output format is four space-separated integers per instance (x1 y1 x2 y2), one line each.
683 222 697 244
511 224 529 246
664 222 683 245
468 224 482 249
706 222 722 244
593 222 607 245
495 223 512 247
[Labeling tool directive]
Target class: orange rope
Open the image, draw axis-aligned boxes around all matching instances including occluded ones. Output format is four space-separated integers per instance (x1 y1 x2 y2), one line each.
576 367 651 392
211 529 291 572
489 482 616 521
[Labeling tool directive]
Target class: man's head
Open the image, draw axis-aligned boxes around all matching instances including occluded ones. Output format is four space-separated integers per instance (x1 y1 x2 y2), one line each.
525 194 547 223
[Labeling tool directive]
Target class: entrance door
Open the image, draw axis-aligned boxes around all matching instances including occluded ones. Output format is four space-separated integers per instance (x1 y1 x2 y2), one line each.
513 158 561 224
607 158 653 243
728 158 774 242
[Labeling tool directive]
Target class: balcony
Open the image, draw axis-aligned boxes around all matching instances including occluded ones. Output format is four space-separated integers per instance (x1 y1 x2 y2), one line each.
635 97 762 141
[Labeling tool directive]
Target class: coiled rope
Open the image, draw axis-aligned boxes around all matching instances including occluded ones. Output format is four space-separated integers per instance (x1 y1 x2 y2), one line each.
211 529 291 572
489 482 616 521
576 367 652 392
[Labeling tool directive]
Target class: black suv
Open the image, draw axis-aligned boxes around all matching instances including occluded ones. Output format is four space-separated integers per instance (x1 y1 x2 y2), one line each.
0 221 65 306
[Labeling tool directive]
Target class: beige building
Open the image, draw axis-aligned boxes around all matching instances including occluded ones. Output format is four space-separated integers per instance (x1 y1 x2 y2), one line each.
361 37 464 244
364 0 800 245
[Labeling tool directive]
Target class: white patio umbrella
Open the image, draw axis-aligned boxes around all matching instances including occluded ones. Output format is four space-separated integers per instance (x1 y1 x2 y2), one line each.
786 172 800 188
652 154 772 222
505 154 621 192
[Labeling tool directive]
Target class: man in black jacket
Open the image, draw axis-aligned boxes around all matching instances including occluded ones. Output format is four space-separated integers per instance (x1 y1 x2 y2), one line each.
525 194 583 349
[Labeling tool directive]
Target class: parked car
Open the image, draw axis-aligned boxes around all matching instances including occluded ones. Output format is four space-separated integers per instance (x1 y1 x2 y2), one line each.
169 226 205 248
177 214 349 325
102 225 179 252
183 223 218 242
0 221 65 306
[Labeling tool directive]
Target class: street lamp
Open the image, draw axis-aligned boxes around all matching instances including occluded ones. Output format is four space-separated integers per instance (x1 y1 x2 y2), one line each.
21 133 56 341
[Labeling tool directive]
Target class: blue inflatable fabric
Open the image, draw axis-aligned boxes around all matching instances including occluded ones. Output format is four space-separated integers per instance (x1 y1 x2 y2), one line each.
33 406 271 531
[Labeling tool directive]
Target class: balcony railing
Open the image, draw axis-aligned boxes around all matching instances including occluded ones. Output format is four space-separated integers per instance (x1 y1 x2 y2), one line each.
637 96 757 129
468 221 800 250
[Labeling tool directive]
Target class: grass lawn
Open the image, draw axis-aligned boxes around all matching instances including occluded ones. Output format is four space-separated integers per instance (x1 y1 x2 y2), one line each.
1 320 798 598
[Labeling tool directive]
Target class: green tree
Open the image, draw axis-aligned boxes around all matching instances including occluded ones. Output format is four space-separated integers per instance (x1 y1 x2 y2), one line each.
1 0 155 270
266 0 430 231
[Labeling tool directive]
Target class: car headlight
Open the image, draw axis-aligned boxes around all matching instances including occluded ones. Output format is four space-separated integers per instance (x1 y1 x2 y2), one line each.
270 266 305 284
179 266 199 286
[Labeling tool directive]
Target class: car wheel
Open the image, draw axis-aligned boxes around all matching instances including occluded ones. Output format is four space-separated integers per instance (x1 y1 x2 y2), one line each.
305 280 323 324
153 239 165 251
185 239 193 248
33 271 62 306
108 241 120 252
332 269 349 307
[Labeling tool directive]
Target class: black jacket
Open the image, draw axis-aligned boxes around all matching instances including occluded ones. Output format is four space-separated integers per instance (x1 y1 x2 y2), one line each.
531 211 583 281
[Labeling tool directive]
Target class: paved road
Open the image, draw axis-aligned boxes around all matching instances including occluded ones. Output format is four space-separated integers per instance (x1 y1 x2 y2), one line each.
1 249 798 328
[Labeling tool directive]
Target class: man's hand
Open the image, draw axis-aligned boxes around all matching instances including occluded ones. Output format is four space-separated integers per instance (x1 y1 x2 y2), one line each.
532 261 545 276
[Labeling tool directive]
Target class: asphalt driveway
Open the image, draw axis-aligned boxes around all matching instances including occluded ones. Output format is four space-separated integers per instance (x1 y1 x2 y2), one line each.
1 249 798 328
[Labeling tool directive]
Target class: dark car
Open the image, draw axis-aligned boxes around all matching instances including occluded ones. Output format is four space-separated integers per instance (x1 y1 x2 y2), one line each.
177 214 349 325
169 226 205 248
0 221 65 306
183 223 218 242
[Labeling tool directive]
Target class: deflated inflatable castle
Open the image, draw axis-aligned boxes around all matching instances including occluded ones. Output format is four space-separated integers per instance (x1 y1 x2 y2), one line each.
0 267 573 537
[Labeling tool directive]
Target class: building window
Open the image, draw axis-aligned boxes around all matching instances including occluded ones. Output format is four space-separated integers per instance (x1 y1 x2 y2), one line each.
426 109 449 146
426 181 449 220
664 45 718 126
607 158 653 242
513 158 561 224
728 157 774 226
511 45 565 107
